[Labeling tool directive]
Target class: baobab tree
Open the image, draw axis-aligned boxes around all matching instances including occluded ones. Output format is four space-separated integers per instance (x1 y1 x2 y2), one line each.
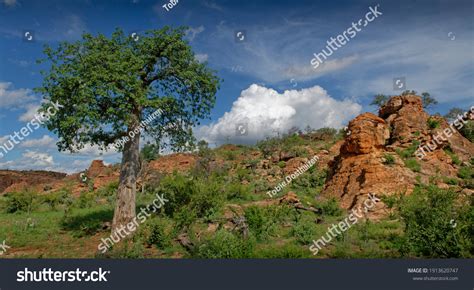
36 27 220 233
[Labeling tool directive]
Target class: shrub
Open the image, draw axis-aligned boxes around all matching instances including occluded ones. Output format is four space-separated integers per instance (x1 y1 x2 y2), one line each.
42 189 73 210
244 205 290 241
316 197 342 216
192 229 255 258
3 190 38 213
458 165 473 180
404 158 421 172
277 161 286 168
397 185 472 257
144 219 173 249
458 120 474 142
225 183 251 201
427 118 440 129
444 147 461 166
291 219 317 244
383 154 395 165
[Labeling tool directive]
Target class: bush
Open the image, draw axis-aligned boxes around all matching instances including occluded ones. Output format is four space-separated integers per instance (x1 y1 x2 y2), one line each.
192 229 255 258
316 197 342 216
404 158 421 172
383 154 395 165
444 147 461 166
244 205 290 241
397 185 472 257
278 161 286 168
42 189 73 210
3 190 38 213
291 219 317 244
458 120 474 142
427 118 440 129
144 219 173 249
458 165 473 180
225 183 251 201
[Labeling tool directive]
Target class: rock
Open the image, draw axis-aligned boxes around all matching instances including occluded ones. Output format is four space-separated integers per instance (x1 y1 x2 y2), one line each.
279 191 301 205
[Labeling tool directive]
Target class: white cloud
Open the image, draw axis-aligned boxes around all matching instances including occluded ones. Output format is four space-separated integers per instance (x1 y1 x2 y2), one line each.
195 53 208 63
202 0 223 11
23 150 54 167
2 0 17 7
19 135 56 148
0 82 36 109
19 103 41 122
197 84 362 145
185 26 205 41
63 143 119 157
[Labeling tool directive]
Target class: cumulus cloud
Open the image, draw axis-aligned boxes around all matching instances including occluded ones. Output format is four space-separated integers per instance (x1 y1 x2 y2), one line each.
0 150 56 170
19 135 56 148
19 103 41 122
195 53 208 63
196 84 361 145
185 26 205 41
0 82 36 109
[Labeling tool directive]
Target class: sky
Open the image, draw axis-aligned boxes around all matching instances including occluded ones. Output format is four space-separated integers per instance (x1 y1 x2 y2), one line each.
0 0 473 173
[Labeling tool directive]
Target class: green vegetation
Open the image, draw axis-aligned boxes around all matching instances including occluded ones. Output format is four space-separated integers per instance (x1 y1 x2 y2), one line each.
427 117 440 129
404 158 421 172
382 154 395 165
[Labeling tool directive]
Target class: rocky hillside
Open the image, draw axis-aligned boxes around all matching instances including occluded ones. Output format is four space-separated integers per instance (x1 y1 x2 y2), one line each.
1 94 472 219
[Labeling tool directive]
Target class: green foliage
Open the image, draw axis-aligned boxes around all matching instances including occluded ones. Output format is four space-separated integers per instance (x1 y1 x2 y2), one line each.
404 158 421 172
421 92 438 109
140 143 160 161
370 94 389 107
192 229 255 258
315 197 342 216
396 141 420 159
444 107 464 122
458 120 474 142
144 218 173 249
3 190 38 213
278 161 286 168
42 189 73 210
458 164 473 180
444 147 461 166
36 27 221 153
291 219 317 244
397 185 472 257
383 154 395 165
225 183 252 201
156 173 224 222
401 90 417 96
244 205 291 241
427 117 440 129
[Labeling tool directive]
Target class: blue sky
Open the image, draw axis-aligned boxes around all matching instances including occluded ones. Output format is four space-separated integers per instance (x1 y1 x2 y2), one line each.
0 0 473 173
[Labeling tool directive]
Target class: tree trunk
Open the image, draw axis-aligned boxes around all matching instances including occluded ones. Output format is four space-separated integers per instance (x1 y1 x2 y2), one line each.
112 127 141 234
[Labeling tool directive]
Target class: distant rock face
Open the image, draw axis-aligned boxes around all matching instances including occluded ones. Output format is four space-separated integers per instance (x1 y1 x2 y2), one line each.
0 170 66 195
147 153 197 174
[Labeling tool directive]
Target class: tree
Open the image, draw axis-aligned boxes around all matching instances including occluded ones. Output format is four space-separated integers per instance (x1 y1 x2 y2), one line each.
421 92 438 109
141 142 160 162
36 27 220 233
444 107 464 122
370 94 388 107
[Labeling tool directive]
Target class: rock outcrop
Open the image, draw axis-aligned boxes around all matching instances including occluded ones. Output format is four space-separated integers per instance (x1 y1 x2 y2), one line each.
322 112 414 219
321 94 473 218
0 170 66 195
